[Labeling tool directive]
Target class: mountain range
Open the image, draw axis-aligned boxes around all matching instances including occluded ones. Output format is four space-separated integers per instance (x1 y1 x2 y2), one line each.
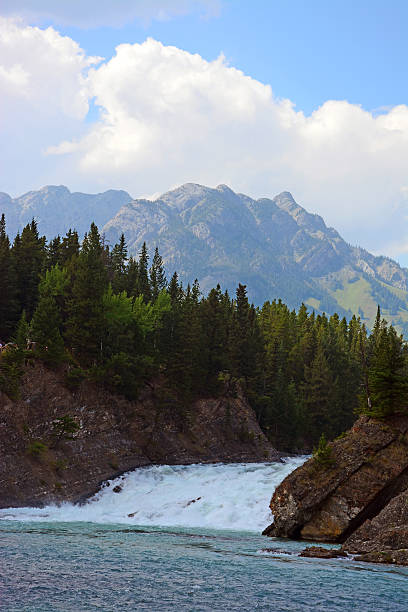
2 182 408 334
0 185 131 241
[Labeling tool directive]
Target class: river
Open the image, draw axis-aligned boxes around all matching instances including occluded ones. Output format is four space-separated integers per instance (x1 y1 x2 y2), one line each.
1 459 407 611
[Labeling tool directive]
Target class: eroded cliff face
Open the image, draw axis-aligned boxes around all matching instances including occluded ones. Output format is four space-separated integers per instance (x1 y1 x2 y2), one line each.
0 364 277 508
263 415 408 565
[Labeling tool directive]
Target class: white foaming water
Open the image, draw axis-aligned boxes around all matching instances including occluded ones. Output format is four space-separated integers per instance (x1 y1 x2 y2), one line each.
0 458 306 531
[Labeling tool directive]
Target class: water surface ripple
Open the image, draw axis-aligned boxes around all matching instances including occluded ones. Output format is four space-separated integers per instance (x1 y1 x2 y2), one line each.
1 461 407 611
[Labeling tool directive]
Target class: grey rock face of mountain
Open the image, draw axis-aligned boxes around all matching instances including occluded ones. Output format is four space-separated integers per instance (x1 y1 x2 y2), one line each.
103 183 408 333
0 185 132 239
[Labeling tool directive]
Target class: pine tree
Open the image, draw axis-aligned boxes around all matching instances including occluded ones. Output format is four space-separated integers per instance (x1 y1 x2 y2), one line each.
200 285 229 391
297 302 309 328
229 284 251 380
60 229 80 265
14 310 29 350
137 242 151 303
160 272 183 369
0 309 24 398
229 284 263 385
46 236 62 270
327 314 361 433
65 223 108 366
152 270 185 390
364 325 408 417
30 267 67 366
149 247 167 301
175 281 204 397
31 294 65 366
301 341 335 444
168 272 183 304
111 233 128 293
0 214 17 339
124 257 139 296
373 304 381 335
313 433 335 465
12 220 46 318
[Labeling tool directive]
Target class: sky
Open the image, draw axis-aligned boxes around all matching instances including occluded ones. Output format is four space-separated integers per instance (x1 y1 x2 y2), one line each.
1 0 408 264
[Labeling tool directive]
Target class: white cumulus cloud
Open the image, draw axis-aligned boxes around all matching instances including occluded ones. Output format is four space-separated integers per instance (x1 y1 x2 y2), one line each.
0 17 100 191
1 19 408 261
0 17 100 118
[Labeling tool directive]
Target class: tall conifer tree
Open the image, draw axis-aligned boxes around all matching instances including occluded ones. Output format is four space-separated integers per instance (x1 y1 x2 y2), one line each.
138 242 151 303
60 229 80 265
0 214 17 339
65 223 107 365
12 220 46 318
111 233 128 293
150 247 167 301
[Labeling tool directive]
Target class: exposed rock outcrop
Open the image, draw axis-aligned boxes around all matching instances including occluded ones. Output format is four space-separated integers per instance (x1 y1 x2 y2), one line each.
263 415 408 565
299 546 346 559
0 363 277 508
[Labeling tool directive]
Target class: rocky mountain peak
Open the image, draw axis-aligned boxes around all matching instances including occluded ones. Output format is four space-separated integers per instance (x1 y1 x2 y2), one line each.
159 183 215 212
18 185 71 212
273 191 297 208
273 191 326 233
216 184 235 195
39 185 70 196
2 185 132 239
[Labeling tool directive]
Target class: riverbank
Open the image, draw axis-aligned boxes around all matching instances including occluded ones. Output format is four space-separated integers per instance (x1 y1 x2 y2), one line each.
0 363 278 508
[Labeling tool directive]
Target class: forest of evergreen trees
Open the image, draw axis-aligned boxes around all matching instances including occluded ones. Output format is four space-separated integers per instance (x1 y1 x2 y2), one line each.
1 214 408 452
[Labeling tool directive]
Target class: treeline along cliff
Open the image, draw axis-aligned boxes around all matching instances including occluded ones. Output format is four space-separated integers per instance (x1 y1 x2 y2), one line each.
1 214 407 453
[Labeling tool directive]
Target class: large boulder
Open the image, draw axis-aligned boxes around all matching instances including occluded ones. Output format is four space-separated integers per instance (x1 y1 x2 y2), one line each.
263 415 408 544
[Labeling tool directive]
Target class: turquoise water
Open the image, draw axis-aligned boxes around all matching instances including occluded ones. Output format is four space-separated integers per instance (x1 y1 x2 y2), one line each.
1 521 408 611
1 462 408 611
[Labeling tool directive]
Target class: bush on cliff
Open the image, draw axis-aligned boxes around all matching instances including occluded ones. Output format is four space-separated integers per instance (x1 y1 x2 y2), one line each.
51 415 80 448
313 433 335 466
0 348 23 399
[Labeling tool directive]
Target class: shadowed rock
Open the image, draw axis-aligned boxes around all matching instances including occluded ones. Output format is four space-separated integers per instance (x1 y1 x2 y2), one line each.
263 415 408 565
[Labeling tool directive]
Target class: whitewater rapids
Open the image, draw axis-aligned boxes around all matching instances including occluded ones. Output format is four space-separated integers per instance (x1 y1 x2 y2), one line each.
0 458 305 531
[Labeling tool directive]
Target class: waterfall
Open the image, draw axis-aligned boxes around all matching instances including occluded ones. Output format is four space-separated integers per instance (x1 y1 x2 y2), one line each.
0 458 305 531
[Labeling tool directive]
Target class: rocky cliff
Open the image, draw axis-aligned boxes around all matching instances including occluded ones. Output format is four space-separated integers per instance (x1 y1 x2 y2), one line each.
263 415 408 564
0 363 277 508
